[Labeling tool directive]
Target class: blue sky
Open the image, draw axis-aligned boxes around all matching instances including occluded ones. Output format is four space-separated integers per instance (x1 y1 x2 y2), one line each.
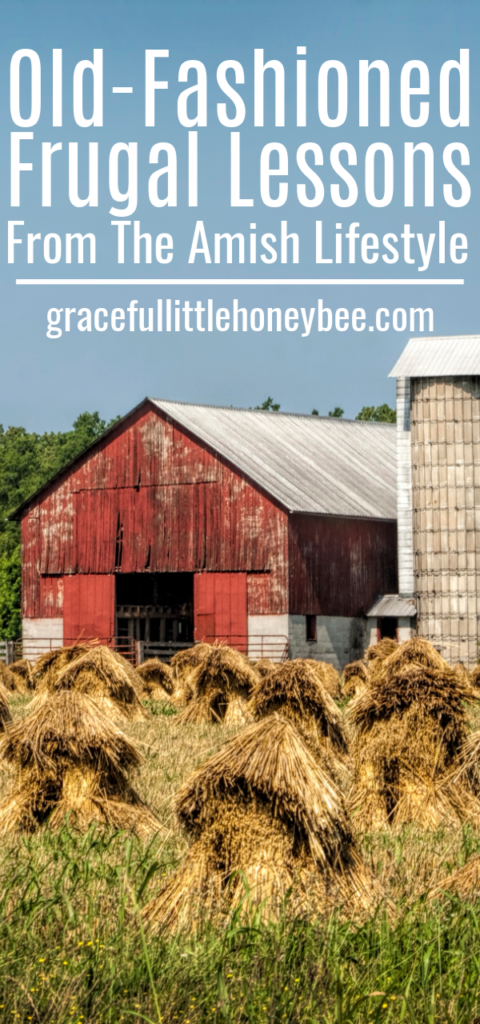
1 0 478 430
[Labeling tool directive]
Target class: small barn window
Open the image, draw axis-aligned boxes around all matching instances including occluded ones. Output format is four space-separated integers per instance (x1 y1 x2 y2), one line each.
306 614 317 642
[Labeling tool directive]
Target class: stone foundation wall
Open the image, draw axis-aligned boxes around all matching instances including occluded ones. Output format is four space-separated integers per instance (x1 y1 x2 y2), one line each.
288 615 367 671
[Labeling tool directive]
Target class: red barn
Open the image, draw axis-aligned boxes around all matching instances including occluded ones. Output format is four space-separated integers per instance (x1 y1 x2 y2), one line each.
12 399 397 668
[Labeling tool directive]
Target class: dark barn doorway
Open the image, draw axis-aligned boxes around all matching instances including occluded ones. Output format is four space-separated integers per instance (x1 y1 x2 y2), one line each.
116 573 194 644
379 616 398 640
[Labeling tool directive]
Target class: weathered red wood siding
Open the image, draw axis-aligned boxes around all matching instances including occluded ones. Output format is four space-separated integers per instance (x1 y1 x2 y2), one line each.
288 514 398 617
39 576 63 617
194 572 248 644
63 575 115 641
21 404 289 620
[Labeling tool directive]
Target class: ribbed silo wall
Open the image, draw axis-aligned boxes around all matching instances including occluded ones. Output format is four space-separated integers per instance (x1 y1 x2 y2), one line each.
411 376 480 666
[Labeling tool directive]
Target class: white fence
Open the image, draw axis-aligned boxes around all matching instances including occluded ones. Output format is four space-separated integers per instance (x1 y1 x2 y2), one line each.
11 635 290 666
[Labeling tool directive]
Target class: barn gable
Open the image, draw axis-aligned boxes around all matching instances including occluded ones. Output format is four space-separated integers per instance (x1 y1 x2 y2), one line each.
20 401 289 622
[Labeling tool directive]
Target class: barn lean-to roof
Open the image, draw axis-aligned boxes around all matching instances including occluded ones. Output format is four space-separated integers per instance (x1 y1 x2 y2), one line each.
366 594 416 618
10 398 397 522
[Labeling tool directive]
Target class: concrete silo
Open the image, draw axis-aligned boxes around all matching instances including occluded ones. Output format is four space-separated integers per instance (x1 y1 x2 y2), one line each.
390 335 480 666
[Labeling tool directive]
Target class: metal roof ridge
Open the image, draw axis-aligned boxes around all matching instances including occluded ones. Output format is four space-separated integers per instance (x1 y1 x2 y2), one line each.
151 398 395 426
407 334 480 342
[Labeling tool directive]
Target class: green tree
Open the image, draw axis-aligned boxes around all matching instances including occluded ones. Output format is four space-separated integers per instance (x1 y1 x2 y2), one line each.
328 407 344 418
254 397 281 411
356 404 396 423
0 412 119 639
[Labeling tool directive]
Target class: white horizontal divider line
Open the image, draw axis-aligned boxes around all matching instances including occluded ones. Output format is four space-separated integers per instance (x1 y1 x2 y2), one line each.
112 86 133 93
16 278 464 286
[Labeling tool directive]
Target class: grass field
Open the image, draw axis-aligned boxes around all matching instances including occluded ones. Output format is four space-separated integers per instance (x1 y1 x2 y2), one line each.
1 695 480 1024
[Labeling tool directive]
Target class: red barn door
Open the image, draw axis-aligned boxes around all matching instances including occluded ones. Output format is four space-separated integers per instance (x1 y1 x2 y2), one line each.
194 573 247 651
63 575 115 644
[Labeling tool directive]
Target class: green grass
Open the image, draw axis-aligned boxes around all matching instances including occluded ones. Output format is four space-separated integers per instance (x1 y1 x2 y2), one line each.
0 825 480 1023
2 700 480 1022
142 699 178 717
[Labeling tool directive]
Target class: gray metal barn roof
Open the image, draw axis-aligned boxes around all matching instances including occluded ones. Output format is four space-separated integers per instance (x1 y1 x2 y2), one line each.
153 400 396 520
390 335 480 378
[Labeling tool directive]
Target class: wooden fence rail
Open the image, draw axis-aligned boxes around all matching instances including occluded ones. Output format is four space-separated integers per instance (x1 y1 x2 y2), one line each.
0 641 16 665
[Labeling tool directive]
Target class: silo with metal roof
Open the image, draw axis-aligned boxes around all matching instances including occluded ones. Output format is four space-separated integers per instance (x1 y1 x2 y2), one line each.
390 335 480 666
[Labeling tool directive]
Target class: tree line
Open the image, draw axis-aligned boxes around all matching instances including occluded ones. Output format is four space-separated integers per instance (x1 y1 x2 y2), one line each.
256 397 396 422
0 412 119 639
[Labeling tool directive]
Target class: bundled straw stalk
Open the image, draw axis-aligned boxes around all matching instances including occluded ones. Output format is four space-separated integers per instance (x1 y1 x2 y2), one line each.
342 660 369 699
177 646 259 725
348 638 480 831
303 659 341 698
423 729 480 899
423 735 480 899
453 661 471 686
137 658 173 698
428 851 480 902
365 638 398 682
254 658 276 679
0 682 12 730
250 660 349 782
0 690 160 836
470 664 480 687
451 729 480 800
469 664 480 700
33 643 93 689
170 643 213 706
0 661 18 693
33 646 147 722
142 715 383 933
9 659 34 691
